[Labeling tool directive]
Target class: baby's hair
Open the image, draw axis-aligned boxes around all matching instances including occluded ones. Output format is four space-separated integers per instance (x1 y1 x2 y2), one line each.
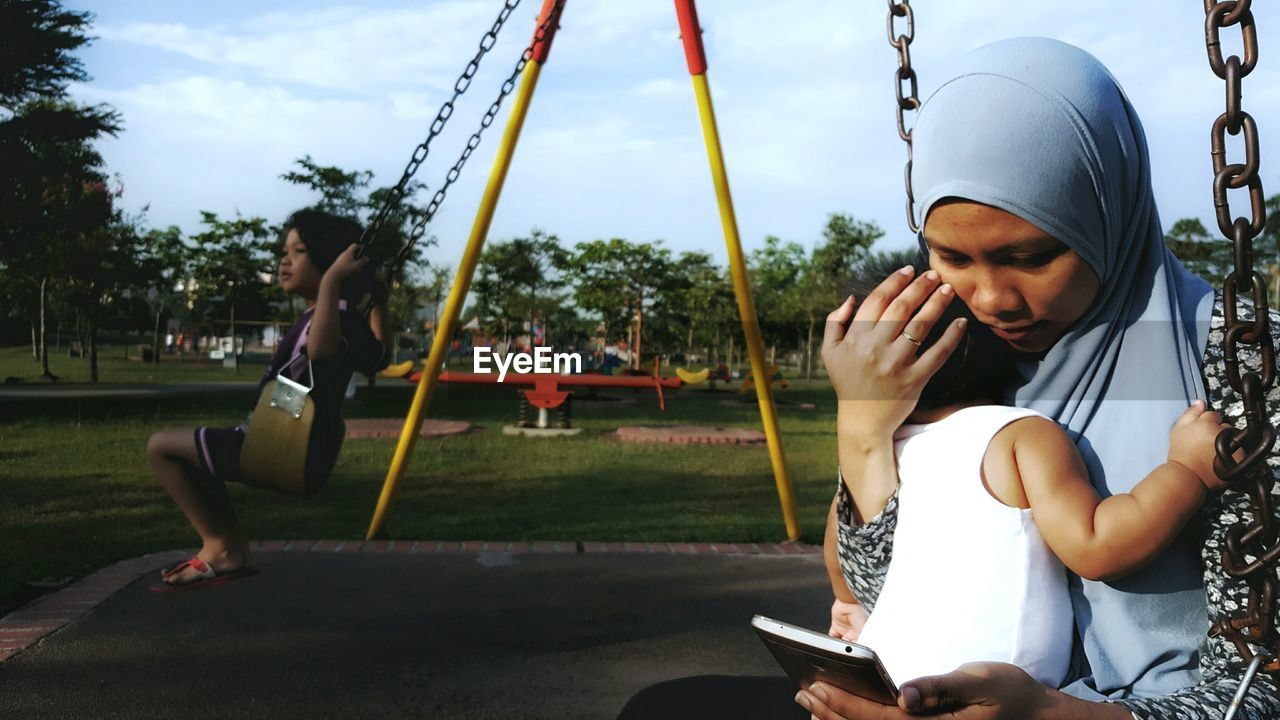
846 251 1015 410
279 208 385 305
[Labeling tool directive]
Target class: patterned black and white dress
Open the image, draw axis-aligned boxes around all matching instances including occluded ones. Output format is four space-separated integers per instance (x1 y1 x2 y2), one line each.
835 291 1280 720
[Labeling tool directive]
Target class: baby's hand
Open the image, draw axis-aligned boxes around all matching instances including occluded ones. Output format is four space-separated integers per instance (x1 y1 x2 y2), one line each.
323 244 369 285
828 598 868 642
1168 400 1234 492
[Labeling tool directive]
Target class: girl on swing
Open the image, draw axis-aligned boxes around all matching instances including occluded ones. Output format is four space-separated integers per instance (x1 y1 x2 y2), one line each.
146 209 389 591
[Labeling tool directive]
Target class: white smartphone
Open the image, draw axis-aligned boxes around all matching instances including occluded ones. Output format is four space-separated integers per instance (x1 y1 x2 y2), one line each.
751 614 899 706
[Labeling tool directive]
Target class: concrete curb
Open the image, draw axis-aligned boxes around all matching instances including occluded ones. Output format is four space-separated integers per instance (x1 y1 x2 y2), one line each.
0 539 821 664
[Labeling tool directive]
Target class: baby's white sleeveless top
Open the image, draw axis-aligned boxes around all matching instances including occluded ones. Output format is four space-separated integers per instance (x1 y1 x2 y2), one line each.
855 405 1073 688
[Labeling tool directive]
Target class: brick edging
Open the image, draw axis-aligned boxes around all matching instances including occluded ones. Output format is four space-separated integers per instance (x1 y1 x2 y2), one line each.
0 539 820 664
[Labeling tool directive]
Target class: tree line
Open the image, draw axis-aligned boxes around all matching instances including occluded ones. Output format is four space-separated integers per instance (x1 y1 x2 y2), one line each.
468 215 887 377
0 3 433 381
5 1 1279 384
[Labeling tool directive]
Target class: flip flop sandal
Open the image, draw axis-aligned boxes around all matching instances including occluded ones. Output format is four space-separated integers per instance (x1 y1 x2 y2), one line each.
160 557 194 579
150 557 257 593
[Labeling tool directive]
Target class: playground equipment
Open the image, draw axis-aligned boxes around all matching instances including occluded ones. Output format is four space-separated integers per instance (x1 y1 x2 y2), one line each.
739 364 787 394
674 367 709 385
379 360 416 379
365 0 799 541
393 352 708 428
676 364 731 390
239 359 316 496
406 369 683 430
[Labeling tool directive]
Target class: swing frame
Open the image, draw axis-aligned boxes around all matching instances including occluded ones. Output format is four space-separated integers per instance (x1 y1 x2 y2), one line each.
362 0 801 541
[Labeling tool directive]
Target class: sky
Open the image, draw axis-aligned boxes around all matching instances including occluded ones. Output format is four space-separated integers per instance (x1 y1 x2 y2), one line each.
64 0 1280 275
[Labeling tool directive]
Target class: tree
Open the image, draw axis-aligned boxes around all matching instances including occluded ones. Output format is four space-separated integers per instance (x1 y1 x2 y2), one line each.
568 239 675 370
0 2 121 377
1 0 118 261
473 230 571 344
136 226 189 363
188 212 276 370
1264 193 1280 308
748 235 806 364
1165 217 1232 282
280 156 432 293
423 265 451 332
812 213 881 287
0 1 92 104
651 251 731 363
8 104 121 379
59 196 151 382
796 214 885 378
280 155 372 219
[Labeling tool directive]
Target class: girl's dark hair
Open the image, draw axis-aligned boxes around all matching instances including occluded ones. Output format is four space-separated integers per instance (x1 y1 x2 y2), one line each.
280 208 385 305
846 251 1015 410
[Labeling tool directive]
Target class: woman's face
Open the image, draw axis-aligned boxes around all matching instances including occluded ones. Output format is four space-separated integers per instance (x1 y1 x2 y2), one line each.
923 200 1100 354
278 229 322 299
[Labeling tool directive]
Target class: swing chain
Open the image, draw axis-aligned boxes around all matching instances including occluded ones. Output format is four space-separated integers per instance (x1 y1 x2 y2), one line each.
887 0 920 233
1203 0 1280 678
392 0 566 271
358 0 525 258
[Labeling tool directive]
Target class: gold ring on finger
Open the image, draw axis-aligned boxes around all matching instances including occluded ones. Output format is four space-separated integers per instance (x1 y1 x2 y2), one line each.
900 329 923 347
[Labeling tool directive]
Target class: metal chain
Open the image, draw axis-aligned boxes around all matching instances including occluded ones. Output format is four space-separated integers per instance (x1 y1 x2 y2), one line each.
357 0 525 258
1202 0 1280 679
391 0 566 272
887 0 920 233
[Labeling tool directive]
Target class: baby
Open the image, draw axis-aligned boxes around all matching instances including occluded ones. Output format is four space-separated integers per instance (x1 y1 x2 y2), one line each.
824 257 1228 686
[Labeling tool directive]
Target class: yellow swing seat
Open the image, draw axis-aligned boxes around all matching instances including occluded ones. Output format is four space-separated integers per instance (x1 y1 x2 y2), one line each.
239 369 316 496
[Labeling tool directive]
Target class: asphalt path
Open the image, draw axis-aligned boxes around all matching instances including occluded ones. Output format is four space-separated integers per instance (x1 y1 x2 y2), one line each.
0 550 829 719
0 382 258 402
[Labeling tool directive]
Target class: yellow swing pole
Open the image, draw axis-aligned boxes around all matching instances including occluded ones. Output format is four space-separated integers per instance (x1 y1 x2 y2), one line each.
366 0 565 539
674 0 800 541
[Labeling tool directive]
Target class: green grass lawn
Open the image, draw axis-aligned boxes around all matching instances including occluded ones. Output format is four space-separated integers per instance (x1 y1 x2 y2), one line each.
0 344 489 385
1 344 840 615
1 343 252 385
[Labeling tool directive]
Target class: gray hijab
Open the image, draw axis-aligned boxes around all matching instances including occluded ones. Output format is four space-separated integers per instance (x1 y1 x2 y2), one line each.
912 37 1215 699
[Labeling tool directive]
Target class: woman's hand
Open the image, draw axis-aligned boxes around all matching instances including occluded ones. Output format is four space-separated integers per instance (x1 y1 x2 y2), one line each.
821 266 966 445
795 662 1131 720
828 598 868 642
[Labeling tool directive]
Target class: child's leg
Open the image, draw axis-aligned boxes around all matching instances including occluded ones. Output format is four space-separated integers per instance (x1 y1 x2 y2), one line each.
146 429 250 581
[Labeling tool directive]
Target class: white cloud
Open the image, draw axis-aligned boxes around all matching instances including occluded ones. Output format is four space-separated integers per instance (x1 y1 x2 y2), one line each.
630 78 686 101
70 0 1280 268
96 2 529 92
76 76 376 145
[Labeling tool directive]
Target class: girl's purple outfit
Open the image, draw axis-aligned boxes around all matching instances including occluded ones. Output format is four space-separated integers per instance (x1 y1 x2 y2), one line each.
193 303 386 492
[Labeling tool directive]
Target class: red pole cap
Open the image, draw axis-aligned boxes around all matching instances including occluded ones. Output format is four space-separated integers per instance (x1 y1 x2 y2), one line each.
673 0 707 76
531 0 565 64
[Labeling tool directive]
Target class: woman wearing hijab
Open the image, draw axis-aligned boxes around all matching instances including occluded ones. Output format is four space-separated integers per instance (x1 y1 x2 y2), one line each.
810 36 1278 720
618 37 1278 720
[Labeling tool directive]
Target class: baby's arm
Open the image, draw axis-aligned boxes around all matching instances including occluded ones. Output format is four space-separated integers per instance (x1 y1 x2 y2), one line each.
824 494 868 640
824 495 856 603
1003 402 1227 582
